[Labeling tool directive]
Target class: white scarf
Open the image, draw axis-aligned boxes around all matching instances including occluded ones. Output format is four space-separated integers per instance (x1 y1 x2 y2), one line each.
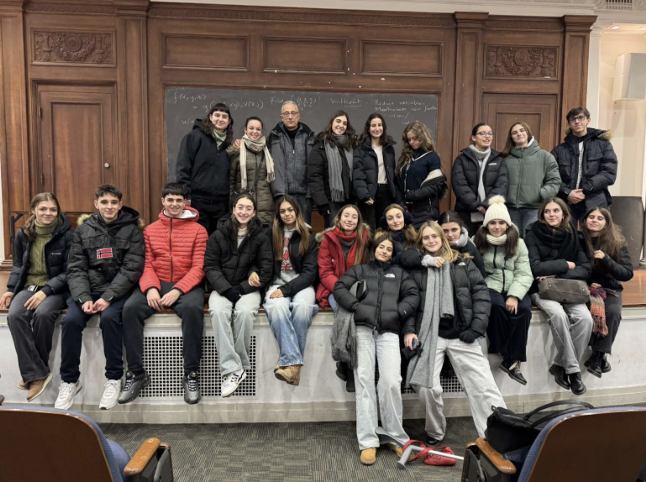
240 134 275 191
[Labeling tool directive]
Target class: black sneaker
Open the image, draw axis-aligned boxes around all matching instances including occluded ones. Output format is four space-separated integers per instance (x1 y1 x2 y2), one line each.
549 364 570 390
501 360 527 385
425 435 443 447
118 371 150 404
183 372 201 405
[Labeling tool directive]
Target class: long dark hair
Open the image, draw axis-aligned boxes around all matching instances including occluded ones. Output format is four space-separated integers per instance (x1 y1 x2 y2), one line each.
438 210 465 228
538 197 572 231
397 120 436 175
202 103 234 145
23 192 61 242
231 193 259 234
502 122 534 157
579 207 626 268
333 204 371 266
357 113 394 146
377 203 416 249
320 110 356 150
272 195 311 260
473 224 520 258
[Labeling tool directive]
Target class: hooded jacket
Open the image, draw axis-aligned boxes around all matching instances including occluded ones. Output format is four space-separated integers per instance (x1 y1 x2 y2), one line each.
451 147 508 213
139 207 208 295
504 138 561 209
399 249 490 338
7 212 74 296
271 230 319 298
229 144 274 225
308 137 353 208
480 229 534 299
399 149 447 227
67 206 145 305
176 118 231 202
333 259 419 334
268 122 316 197
551 128 617 209
353 137 402 205
204 214 273 295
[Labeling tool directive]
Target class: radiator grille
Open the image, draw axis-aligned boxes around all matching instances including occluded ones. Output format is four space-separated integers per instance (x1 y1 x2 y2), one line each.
604 0 633 10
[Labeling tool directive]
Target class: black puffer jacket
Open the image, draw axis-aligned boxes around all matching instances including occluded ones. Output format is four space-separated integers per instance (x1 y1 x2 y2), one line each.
451 148 508 212
176 118 231 202
584 236 633 291
7 213 74 296
399 249 491 338
308 138 353 208
333 260 419 334
204 214 273 294
271 230 319 298
353 137 402 204
552 128 617 209
67 207 145 305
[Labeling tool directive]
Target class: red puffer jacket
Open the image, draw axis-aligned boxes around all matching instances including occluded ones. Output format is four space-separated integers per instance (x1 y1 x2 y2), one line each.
316 225 370 308
139 207 208 294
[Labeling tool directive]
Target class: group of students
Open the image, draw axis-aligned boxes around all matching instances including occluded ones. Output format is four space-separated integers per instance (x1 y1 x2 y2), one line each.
2 102 631 465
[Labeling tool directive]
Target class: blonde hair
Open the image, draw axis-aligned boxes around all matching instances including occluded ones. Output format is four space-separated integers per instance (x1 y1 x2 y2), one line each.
415 221 459 263
397 121 436 175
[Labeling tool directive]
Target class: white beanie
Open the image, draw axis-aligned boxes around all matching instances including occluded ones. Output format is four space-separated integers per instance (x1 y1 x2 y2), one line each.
484 195 512 227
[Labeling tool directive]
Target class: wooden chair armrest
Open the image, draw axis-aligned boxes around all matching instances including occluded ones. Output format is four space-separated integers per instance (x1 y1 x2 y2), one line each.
124 437 161 476
475 438 516 475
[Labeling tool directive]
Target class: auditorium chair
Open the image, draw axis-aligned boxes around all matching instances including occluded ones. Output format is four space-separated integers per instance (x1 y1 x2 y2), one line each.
461 406 646 482
0 396 173 482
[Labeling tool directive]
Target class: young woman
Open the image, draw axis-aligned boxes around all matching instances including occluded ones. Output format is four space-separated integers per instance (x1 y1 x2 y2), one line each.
579 207 633 377
229 116 275 226
353 114 401 229
473 196 534 385
438 210 485 278
501 122 561 237
176 103 235 234
205 194 274 398
264 195 319 386
0 193 73 402
376 204 417 260
317 204 371 391
400 222 505 445
525 198 593 396
308 111 356 228
451 123 508 236
333 234 419 465
396 120 447 229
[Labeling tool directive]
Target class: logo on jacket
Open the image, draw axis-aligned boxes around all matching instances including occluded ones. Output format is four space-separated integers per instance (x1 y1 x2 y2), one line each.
97 248 114 259
384 273 396 278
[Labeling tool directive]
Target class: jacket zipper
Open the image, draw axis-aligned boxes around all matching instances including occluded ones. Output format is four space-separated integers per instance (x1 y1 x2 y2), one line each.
169 219 174 280
375 266 384 332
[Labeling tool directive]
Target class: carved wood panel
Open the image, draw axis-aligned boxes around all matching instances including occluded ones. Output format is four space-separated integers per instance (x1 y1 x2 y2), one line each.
33 31 114 65
485 45 558 79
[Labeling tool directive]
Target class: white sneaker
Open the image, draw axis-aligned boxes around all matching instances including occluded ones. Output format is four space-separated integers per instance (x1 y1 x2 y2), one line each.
99 379 122 410
221 368 246 398
55 381 82 410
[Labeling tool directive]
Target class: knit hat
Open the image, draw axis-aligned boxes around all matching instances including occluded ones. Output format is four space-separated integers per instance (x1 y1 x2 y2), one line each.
484 195 512 227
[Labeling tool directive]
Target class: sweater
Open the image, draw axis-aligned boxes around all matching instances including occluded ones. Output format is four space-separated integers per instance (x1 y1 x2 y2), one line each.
25 220 58 287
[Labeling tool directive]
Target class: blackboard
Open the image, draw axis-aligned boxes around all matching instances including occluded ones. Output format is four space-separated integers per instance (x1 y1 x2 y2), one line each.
166 87 438 181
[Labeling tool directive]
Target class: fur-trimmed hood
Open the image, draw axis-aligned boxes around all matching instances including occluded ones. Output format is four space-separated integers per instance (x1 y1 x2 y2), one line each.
564 127 612 142
77 206 145 230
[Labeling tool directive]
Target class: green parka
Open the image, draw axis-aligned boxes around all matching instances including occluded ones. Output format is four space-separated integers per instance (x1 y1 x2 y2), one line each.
480 234 533 300
229 144 274 225
504 138 561 209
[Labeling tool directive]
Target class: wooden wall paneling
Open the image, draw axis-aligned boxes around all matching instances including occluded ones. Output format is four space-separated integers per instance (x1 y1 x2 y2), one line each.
115 0 149 222
560 15 596 137
0 2 29 262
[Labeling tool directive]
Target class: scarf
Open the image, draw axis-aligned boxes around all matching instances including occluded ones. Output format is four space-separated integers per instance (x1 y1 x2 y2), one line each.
589 286 607 336
406 261 454 388
468 145 491 203
330 282 359 368
237 226 248 248
326 135 353 202
26 218 59 287
531 222 579 262
486 233 507 245
239 134 275 191
450 227 469 249
333 227 360 267
212 129 227 147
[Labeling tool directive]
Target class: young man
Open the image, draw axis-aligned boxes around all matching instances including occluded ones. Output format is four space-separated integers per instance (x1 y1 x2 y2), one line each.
552 107 618 221
56 185 145 410
119 183 208 405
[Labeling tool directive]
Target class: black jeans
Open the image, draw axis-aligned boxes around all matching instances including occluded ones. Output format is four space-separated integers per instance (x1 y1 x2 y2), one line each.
123 282 205 375
60 292 130 383
291 194 313 225
487 289 532 362
191 197 229 236
590 291 622 354
7 289 66 383
359 184 395 230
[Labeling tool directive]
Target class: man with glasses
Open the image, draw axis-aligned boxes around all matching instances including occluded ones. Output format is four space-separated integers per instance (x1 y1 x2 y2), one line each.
269 101 316 223
552 107 617 221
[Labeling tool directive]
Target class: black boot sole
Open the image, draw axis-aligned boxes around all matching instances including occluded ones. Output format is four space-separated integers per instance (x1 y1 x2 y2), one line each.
587 365 602 378
549 365 570 390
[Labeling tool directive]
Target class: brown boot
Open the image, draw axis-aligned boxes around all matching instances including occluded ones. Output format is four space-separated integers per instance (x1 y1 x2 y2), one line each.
360 448 377 465
17 379 29 391
27 373 53 402
275 365 301 386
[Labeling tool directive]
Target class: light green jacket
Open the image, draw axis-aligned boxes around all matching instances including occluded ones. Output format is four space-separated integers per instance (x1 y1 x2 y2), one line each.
504 138 561 209
481 235 533 300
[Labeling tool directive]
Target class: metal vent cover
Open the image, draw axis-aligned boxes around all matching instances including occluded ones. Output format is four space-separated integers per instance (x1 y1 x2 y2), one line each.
140 335 256 397
604 0 633 10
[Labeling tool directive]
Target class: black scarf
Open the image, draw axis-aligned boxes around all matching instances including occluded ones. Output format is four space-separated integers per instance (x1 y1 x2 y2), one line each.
531 221 579 261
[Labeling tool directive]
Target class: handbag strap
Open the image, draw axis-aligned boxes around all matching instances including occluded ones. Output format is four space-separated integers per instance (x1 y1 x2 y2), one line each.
526 401 594 429
403 440 430 463
523 400 594 421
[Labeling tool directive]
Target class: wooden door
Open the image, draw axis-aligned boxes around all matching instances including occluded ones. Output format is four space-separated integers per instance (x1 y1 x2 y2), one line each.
36 84 116 213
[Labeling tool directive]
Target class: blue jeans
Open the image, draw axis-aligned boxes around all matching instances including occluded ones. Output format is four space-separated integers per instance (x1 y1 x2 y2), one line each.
264 285 318 366
508 208 538 238
328 293 338 313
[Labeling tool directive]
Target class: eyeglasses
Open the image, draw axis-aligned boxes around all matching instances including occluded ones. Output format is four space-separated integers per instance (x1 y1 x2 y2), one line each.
477 131 493 137
281 111 300 118
568 115 588 123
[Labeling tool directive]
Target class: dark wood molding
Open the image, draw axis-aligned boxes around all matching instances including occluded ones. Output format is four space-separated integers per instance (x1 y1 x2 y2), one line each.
26 1 116 15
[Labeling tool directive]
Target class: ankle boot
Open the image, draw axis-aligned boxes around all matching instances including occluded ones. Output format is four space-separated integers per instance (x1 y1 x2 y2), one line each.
549 364 570 390
600 353 612 373
586 351 603 378
569 372 586 396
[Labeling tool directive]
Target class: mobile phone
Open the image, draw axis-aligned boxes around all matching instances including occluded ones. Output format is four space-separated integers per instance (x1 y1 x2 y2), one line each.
412 338 419 350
